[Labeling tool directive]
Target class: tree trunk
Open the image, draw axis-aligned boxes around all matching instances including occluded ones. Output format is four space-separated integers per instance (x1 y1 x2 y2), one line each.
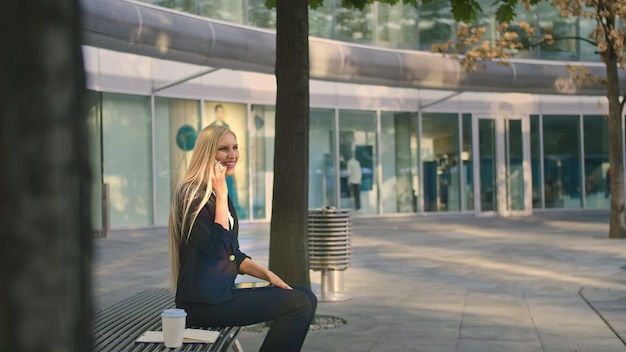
604 43 626 238
0 0 93 351
269 0 311 288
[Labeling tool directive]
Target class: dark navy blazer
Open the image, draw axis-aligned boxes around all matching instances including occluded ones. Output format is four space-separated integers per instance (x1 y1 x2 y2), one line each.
175 196 249 305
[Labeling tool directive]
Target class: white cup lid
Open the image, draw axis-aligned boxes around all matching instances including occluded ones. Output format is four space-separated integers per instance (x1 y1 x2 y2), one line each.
161 308 187 318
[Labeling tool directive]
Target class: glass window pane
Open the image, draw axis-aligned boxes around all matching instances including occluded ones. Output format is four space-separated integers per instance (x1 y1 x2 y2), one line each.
470 0 496 43
422 113 461 212
418 0 456 51
381 112 419 214
309 0 335 39
376 3 418 49
247 0 276 28
508 3 538 59
155 98 201 226
583 115 609 208
530 115 542 208
478 119 496 212
335 3 373 44
543 115 582 209
339 110 377 214
148 0 198 14
88 91 103 232
199 0 245 22
537 3 578 60
579 15 601 62
309 109 337 209
462 114 473 211
507 119 524 210
102 93 153 228
250 104 275 220
204 102 250 219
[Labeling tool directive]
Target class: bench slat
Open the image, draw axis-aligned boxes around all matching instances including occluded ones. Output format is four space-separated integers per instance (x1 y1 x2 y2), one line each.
93 288 241 352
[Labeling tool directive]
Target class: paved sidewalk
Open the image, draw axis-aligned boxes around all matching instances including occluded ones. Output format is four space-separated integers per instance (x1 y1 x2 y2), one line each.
93 212 626 351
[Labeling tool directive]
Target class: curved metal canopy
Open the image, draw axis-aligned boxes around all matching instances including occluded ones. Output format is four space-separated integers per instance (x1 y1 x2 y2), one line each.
80 0 620 96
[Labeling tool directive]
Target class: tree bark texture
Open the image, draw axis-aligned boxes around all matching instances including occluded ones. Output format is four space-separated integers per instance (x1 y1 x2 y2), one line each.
0 0 93 351
604 48 626 238
269 0 311 288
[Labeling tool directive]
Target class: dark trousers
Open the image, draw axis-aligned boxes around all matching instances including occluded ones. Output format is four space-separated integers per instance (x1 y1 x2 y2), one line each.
177 286 317 352
350 183 361 210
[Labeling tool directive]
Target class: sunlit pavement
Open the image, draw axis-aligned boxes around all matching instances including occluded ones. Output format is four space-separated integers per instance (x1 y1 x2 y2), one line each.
93 211 626 352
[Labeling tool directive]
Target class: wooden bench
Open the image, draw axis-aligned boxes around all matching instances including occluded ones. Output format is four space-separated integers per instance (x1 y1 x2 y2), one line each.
93 288 243 351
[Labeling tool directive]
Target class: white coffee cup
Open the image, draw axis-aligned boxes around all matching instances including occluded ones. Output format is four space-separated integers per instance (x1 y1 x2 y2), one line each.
161 308 187 348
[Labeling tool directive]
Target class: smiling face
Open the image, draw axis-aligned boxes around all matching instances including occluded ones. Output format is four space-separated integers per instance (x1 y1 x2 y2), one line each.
215 132 239 176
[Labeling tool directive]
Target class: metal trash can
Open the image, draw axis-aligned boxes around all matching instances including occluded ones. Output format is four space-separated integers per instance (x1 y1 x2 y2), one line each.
308 208 352 301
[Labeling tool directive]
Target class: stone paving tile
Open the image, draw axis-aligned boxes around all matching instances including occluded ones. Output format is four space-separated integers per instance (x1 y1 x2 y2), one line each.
459 325 539 341
456 339 544 352
93 213 626 351
370 342 457 352
539 335 626 352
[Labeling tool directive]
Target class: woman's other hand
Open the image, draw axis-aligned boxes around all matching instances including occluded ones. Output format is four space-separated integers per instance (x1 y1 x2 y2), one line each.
240 258 293 290
267 271 293 290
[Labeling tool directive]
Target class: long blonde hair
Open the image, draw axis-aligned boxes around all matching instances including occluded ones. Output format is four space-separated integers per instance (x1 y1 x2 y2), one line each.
168 125 236 291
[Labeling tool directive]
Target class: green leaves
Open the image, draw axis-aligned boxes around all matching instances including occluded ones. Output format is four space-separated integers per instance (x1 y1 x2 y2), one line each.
449 0 482 23
446 0 523 23
493 0 517 23
309 0 326 9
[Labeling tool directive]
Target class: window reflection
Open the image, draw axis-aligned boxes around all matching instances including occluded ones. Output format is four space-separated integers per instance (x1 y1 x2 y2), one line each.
507 119 524 211
478 119 496 212
381 112 419 214
148 0 198 15
88 91 103 231
309 109 337 209
335 4 373 44
506 3 537 59
250 105 276 219
462 114 473 211
579 16 599 62
417 1 456 51
339 110 377 214
375 3 418 49
583 115 609 208
153 98 200 226
248 0 276 29
530 115 542 208
543 115 582 209
102 93 154 227
537 3 578 61
139 0 601 63
309 0 335 39
422 113 460 212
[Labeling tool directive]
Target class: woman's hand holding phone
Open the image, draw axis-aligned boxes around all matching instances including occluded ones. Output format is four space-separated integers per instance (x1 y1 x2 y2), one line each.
212 160 228 196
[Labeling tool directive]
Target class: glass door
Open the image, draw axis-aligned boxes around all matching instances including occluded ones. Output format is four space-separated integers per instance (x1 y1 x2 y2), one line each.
309 109 338 209
474 118 497 214
505 119 524 212
473 115 531 216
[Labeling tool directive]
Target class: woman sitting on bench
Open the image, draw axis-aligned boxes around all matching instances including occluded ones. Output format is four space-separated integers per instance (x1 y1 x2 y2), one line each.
168 125 317 352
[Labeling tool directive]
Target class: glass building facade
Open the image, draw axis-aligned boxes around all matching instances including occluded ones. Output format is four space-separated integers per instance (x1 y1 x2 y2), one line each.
85 0 615 231
140 0 602 63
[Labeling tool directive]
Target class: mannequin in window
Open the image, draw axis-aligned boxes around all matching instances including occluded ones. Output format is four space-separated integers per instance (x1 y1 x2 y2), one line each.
210 104 230 128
